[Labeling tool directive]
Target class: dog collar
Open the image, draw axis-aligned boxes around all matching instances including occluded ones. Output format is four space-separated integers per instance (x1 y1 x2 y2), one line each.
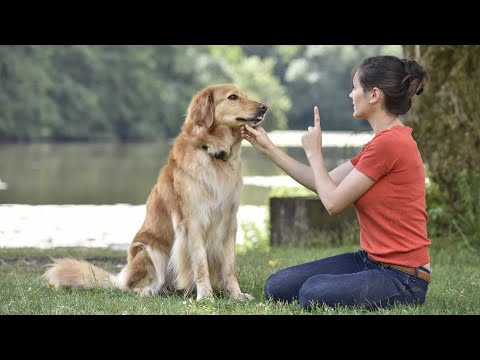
202 144 229 162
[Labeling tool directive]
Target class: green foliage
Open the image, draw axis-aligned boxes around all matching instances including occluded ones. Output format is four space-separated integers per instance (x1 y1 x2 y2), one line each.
425 175 451 237
404 45 480 247
206 46 291 130
454 171 480 249
0 45 290 142
238 221 269 254
243 45 402 131
426 171 480 248
0 46 62 141
0 45 403 142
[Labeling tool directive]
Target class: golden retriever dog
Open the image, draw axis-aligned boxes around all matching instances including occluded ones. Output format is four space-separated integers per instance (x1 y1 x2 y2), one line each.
44 84 268 301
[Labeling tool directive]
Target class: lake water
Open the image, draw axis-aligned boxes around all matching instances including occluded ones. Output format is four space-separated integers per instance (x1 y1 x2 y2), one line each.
0 131 372 205
0 131 372 248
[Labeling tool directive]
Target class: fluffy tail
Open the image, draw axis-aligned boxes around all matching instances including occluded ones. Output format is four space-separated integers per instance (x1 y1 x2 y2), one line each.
44 258 119 290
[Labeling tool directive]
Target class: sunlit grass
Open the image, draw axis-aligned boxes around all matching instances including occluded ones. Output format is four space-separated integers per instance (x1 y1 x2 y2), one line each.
0 243 478 315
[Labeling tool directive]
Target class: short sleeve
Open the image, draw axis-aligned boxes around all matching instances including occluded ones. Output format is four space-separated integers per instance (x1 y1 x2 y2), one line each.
350 143 368 166
350 151 362 166
353 135 398 181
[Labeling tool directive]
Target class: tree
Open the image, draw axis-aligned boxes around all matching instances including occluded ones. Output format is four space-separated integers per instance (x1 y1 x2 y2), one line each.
240 45 402 131
403 45 480 242
0 45 291 141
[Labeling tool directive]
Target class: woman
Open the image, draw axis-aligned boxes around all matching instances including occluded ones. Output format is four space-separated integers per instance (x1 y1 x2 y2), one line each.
241 55 430 309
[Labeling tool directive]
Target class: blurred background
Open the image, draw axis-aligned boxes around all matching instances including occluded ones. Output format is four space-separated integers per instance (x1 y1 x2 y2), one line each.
1 45 478 250
0 45 399 204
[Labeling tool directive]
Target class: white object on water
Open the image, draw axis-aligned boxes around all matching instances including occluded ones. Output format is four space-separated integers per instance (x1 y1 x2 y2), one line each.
0 178 8 190
243 175 303 188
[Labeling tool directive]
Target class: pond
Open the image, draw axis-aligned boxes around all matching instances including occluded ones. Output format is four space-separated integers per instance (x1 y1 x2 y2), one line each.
0 132 370 206
0 131 372 248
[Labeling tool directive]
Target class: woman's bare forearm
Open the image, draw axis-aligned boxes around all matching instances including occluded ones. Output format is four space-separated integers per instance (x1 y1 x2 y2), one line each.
266 146 317 192
265 146 355 192
327 161 355 185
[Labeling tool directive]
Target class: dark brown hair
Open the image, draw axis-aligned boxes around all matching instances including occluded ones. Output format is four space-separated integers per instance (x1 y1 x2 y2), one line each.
354 55 428 115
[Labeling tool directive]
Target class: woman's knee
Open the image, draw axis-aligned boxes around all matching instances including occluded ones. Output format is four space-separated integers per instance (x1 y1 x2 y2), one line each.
263 272 282 300
263 269 295 302
298 282 320 309
298 277 335 309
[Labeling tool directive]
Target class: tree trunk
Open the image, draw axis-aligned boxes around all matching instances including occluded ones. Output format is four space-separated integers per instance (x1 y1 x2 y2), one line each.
269 196 358 247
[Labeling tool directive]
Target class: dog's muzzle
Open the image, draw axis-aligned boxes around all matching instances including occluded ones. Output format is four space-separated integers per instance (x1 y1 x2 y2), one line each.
249 109 268 126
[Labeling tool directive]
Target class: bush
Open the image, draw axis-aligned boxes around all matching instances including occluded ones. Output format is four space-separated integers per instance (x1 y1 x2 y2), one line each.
425 171 480 248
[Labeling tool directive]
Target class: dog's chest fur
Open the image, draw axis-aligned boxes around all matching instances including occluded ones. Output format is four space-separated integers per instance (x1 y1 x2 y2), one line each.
171 136 242 215
191 146 241 207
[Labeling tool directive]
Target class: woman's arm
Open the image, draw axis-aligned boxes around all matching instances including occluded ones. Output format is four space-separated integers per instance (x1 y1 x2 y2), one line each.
241 124 355 192
328 161 355 186
308 156 375 215
302 107 375 215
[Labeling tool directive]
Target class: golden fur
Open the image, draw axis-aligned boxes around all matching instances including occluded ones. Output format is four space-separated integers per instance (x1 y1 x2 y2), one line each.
44 84 268 301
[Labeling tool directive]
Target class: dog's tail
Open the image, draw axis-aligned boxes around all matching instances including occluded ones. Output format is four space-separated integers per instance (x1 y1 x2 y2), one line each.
44 258 120 290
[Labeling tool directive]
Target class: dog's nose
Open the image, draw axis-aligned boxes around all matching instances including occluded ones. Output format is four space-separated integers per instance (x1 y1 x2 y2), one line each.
258 103 268 112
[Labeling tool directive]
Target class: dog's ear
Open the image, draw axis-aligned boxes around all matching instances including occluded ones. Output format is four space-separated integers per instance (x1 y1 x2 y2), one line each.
188 88 215 128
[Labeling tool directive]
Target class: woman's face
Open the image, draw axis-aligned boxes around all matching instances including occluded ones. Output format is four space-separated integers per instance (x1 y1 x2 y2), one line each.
349 71 371 119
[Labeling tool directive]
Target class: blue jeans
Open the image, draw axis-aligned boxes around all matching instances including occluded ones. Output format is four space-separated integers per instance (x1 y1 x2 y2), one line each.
264 250 429 310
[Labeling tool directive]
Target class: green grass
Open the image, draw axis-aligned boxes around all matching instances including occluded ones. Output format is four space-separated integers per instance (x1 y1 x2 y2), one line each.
0 243 478 315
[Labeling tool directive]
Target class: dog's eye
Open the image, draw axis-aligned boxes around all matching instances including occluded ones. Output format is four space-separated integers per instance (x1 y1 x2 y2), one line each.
228 94 239 101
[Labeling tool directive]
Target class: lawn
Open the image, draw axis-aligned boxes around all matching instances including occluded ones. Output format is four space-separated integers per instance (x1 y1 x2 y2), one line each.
0 243 478 315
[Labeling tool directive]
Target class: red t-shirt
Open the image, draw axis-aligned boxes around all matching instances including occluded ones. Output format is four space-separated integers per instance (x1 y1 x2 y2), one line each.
350 125 431 267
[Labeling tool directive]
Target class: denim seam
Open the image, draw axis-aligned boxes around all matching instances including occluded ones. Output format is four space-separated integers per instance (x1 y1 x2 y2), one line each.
371 267 408 306
374 267 428 306
368 287 407 309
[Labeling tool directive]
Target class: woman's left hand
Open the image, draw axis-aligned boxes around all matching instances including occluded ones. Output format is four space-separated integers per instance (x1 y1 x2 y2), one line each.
301 106 323 158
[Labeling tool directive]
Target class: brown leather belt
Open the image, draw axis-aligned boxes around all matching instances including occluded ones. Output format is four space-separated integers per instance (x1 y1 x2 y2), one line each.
368 254 430 283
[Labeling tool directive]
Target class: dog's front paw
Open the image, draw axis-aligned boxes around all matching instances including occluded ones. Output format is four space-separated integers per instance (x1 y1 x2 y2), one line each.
231 292 254 301
196 294 215 303
196 284 213 302
138 287 158 298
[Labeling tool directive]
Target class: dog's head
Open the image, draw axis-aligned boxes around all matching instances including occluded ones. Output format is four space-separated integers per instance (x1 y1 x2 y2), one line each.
187 84 268 129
